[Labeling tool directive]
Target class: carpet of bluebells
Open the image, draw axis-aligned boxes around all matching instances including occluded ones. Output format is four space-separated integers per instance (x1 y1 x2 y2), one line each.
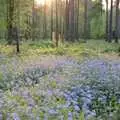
0 55 120 120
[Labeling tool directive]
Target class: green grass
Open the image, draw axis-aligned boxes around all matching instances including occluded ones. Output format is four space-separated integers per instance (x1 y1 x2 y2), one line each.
0 39 119 60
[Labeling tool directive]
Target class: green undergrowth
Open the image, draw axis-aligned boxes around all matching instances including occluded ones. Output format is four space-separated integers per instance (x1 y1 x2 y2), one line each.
0 39 119 59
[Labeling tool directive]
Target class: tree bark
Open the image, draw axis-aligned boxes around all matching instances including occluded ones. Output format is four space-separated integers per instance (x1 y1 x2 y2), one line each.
105 0 109 41
43 0 47 39
69 0 75 41
115 0 120 43
65 0 69 41
76 0 79 40
7 0 14 44
84 0 88 41
32 0 35 41
51 0 53 41
55 0 59 47
108 0 113 43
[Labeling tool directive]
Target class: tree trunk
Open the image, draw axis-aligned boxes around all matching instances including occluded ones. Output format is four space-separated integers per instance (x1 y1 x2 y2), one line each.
108 0 113 43
65 0 69 41
51 0 53 41
105 0 109 41
84 0 88 41
69 0 75 41
43 0 47 39
76 0 79 41
55 0 59 47
115 0 120 43
16 0 20 53
32 0 35 41
7 0 14 44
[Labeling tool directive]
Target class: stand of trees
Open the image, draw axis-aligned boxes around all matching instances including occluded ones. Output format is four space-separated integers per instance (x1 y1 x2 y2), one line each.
0 0 119 52
106 0 120 43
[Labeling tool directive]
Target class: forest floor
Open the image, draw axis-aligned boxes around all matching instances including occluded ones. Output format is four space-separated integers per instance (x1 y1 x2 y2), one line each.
0 40 120 120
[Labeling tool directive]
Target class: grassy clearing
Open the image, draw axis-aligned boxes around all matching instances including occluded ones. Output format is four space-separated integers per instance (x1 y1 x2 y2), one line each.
0 39 119 59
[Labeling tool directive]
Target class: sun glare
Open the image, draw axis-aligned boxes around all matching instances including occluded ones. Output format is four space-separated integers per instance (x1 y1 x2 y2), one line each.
35 0 45 6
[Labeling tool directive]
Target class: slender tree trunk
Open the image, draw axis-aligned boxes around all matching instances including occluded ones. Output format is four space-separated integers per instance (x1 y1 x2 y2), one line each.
76 0 79 40
7 0 14 44
69 0 75 41
65 0 69 41
59 0 62 36
32 0 35 41
55 0 59 47
84 0 88 41
43 0 47 39
16 0 20 53
100 0 103 15
115 0 120 43
108 0 113 43
59 0 64 42
51 0 53 40
16 28 20 53
105 0 109 41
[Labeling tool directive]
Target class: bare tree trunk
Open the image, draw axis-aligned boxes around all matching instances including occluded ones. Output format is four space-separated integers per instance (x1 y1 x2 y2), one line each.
43 0 47 39
100 0 103 15
76 0 79 40
51 0 53 41
115 0 120 43
105 0 109 41
59 0 62 37
84 0 88 41
55 0 59 47
65 0 69 41
69 0 75 41
32 0 35 41
7 0 14 44
108 0 113 43
16 0 20 53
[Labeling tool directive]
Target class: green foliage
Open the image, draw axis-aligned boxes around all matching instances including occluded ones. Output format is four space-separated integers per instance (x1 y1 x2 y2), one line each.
79 112 85 120
90 15 105 39
49 81 57 88
28 40 54 49
92 96 120 120
0 40 119 58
